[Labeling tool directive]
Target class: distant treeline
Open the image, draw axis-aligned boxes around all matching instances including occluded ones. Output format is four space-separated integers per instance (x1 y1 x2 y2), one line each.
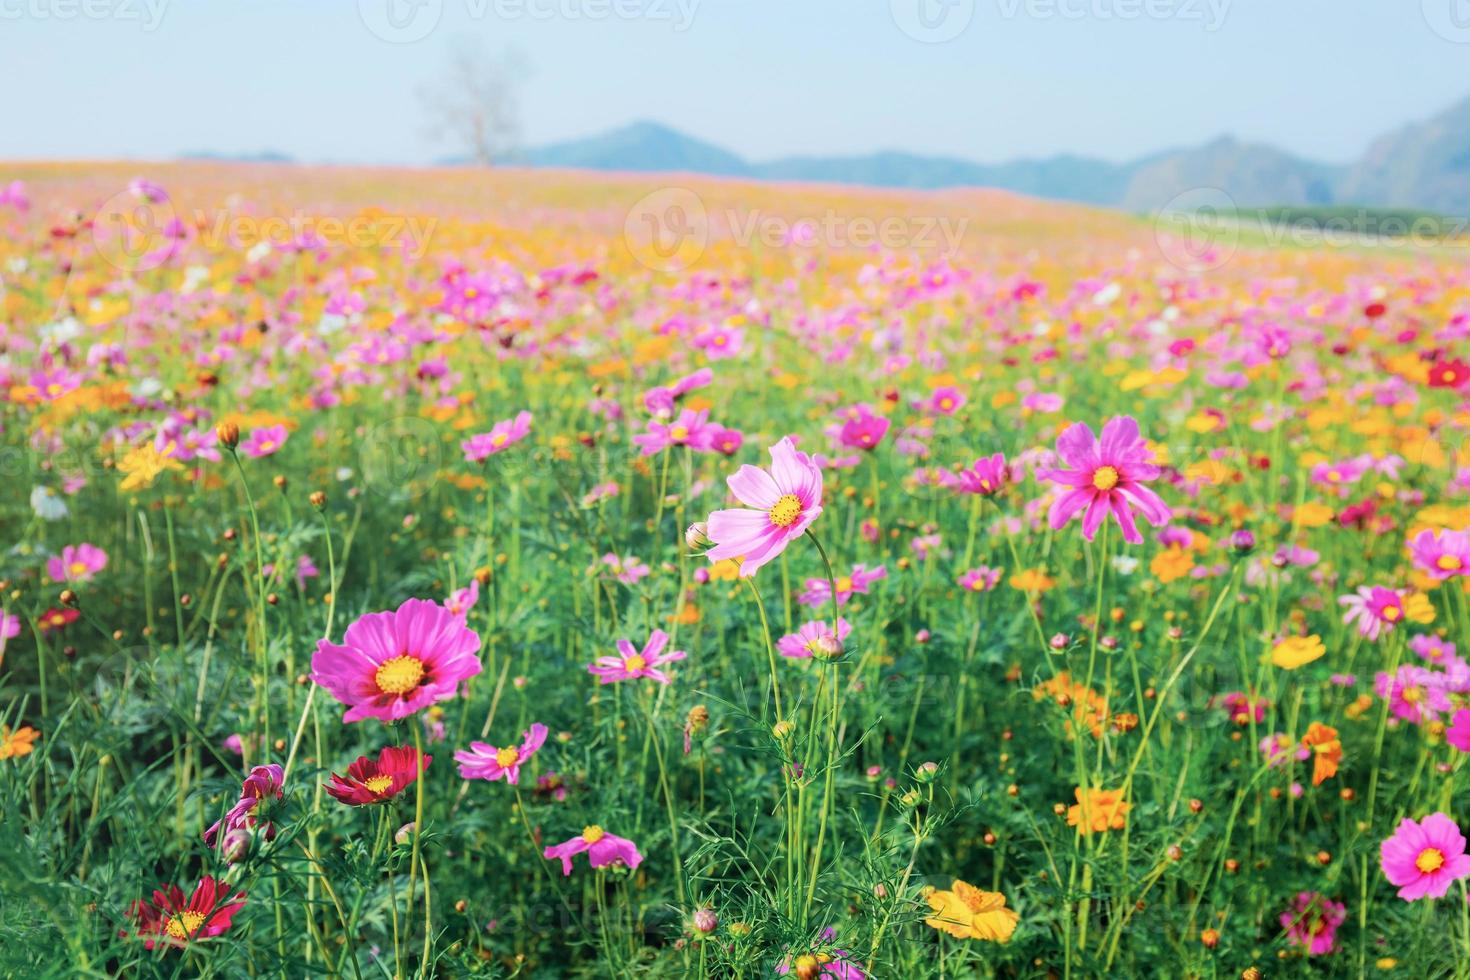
1252 205 1468 241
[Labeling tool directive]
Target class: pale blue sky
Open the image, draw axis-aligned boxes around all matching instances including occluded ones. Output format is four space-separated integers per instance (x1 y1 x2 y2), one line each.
3 0 1467 165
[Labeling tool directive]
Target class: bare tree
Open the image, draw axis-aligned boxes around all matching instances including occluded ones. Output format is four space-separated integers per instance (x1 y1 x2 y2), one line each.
420 41 528 166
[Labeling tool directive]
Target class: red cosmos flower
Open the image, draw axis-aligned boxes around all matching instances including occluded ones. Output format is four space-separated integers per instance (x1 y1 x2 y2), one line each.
125 876 246 949
324 745 430 806
1427 358 1468 390
37 607 79 633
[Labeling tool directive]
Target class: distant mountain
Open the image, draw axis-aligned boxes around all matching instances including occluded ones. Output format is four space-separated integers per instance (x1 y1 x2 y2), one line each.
181 150 296 164
526 121 751 178
515 99 1470 216
1120 136 1342 212
1339 95 1470 217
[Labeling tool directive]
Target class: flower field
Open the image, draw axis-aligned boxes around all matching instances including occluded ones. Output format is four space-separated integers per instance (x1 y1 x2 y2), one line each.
1 161 1469 978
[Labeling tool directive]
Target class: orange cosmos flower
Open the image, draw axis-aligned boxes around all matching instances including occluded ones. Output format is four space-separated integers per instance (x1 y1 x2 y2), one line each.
1068 786 1130 834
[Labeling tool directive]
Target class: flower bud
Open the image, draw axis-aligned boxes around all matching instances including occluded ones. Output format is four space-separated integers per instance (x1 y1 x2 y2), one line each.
685 522 711 550
222 827 252 864
691 907 718 934
1200 928 1219 949
309 490 326 509
915 761 939 783
395 822 416 846
217 421 240 450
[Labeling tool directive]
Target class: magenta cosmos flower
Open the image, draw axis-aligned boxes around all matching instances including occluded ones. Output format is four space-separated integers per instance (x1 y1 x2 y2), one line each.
838 408 890 452
1279 891 1345 956
799 564 886 607
1339 586 1408 641
951 453 1009 496
777 618 852 659
1038 416 1170 544
958 566 1002 592
204 763 284 847
311 598 482 723
632 407 716 456
1408 528 1470 580
1380 813 1470 901
454 722 548 785
240 424 289 458
543 825 642 876
461 410 532 462
1447 709 1470 752
705 437 823 578
46 543 108 584
588 629 686 684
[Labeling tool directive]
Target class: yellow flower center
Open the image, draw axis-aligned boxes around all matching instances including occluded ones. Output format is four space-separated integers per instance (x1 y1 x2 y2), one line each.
363 774 394 795
1402 686 1423 704
1416 848 1445 873
835 576 853 593
582 825 606 844
258 440 276 453
491 432 508 447
375 655 424 695
670 425 690 442
624 654 648 672
1383 605 1401 622
464 287 478 299
1092 466 1119 491
495 746 520 767
794 953 831 980
1438 555 1463 571
69 561 88 576
769 494 802 528
165 910 206 941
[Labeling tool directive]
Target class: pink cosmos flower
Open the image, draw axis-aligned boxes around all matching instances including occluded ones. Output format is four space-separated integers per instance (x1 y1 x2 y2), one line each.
1380 813 1470 901
838 408 890 452
311 597 483 723
204 764 284 847
957 566 1002 592
632 407 715 456
454 723 548 785
1447 709 1470 753
951 453 1009 496
0 611 19 657
707 424 744 456
46 543 108 584
588 629 686 684
601 553 650 585
799 564 886 607
1038 416 1170 544
241 425 289 459
643 368 713 417
1408 528 1470 580
776 618 852 659
461 411 532 462
705 437 823 578
444 580 480 621
1374 665 1451 725
1339 586 1408 641
1279 891 1345 956
543 825 642 876
928 386 966 416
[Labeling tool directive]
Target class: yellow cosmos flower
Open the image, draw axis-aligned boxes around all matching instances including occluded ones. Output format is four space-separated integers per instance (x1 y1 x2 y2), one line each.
1150 547 1195 584
924 879 1018 942
118 441 185 492
1270 634 1326 670
1009 568 1055 593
